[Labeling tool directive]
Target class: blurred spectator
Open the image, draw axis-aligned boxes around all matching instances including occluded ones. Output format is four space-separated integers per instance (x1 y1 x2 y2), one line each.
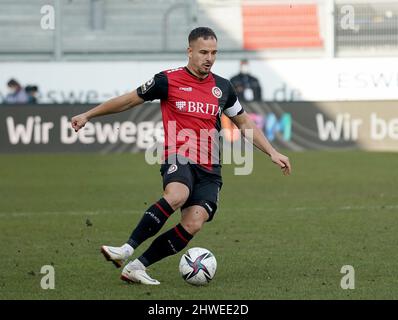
230 59 262 102
25 85 39 104
5 79 29 104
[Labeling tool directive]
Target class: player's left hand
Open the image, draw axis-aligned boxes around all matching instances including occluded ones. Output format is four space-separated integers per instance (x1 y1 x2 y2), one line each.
270 151 291 176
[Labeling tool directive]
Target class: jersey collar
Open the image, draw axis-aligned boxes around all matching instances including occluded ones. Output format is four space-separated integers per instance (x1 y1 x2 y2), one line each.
184 67 213 82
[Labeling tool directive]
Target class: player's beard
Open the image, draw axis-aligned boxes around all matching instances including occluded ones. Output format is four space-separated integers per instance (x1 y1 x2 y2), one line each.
200 63 212 75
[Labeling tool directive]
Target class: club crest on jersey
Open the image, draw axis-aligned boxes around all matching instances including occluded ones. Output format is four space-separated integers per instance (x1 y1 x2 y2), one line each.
141 77 155 94
167 164 178 174
212 86 222 99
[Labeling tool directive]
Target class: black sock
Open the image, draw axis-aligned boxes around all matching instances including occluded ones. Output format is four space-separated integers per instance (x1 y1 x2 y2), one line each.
127 198 175 249
138 223 193 267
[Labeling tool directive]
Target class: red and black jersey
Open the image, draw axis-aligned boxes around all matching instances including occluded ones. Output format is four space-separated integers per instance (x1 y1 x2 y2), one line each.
137 67 244 176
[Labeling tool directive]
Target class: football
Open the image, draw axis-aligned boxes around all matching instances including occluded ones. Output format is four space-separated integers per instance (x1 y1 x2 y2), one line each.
179 247 217 286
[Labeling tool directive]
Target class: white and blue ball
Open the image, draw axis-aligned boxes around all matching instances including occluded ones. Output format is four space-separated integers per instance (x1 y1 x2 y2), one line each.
179 247 217 286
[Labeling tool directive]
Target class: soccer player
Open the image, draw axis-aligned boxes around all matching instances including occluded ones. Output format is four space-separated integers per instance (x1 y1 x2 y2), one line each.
71 27 291 285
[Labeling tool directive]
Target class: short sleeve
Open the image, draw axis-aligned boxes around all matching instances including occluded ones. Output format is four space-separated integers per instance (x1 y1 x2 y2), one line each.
137 72 168 101
223 81 244 118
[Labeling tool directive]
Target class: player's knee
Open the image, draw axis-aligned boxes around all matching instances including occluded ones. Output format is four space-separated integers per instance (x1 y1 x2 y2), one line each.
181 208 208 235
163 187 189 210
181 219 203 235
165 196 186 210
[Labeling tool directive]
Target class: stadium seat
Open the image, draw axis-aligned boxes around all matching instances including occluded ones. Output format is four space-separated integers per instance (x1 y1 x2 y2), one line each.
0 0 53 53
242 4 323 49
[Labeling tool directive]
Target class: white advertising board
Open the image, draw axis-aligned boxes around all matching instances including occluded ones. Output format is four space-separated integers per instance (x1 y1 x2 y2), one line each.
1 58 398 103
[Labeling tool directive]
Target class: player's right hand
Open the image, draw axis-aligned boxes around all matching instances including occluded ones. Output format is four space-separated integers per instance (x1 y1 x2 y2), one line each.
71 113 88 132
270 151 291 176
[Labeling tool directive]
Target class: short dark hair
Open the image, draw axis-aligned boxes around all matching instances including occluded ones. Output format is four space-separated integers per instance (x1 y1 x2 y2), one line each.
25 85 38 93
188 27 217 44
7 79 20 87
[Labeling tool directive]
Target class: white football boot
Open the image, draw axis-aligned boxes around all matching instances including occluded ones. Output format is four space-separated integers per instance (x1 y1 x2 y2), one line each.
121 259 160 285
100 244 134 268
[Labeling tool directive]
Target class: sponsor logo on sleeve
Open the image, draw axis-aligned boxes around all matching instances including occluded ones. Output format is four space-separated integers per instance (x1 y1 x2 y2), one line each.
141 77 155 94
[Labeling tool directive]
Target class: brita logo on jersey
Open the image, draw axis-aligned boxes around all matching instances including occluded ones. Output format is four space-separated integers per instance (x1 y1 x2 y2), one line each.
175 101 221 116
176 101 186 111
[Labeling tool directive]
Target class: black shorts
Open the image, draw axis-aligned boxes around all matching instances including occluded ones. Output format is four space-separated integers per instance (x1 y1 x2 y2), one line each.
160 157 222 222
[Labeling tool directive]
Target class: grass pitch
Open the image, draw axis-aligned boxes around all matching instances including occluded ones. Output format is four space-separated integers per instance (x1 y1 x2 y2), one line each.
0 151 397 299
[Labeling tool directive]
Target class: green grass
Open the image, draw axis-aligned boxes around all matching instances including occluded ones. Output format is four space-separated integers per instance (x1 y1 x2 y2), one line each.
0 151 397 299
